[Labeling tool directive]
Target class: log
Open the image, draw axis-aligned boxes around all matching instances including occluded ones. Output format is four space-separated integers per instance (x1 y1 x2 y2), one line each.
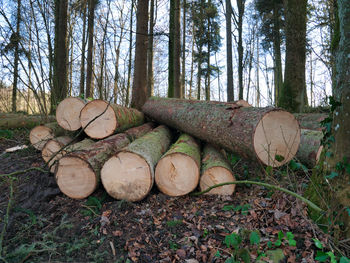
124 122 156 141
56 97 87 131
296 129 323 168
29 122 68 150
79 99 144 139
0 114 56 129
55 123 154 199
294 113 327 131
101 125 172 202
142 98 301 167
155 133 200 196
42 136 73 173
199 144 236 195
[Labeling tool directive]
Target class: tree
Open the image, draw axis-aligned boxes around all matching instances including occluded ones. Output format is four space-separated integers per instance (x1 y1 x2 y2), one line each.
77 0 88 97
86 0 97 99
147 0 155 97
278 0 308 112
11 0 21 112
226 0 234 102
52 0 68 112
236 0 245 100
126 0 135 106
131 0 149 110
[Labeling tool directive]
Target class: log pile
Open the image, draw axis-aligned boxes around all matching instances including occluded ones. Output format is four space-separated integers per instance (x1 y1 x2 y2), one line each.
18 97 325 201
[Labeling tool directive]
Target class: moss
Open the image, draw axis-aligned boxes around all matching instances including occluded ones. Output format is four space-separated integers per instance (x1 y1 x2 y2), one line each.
201 144 232 174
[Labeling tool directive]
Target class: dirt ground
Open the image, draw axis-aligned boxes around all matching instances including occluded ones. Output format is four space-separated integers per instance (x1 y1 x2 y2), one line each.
0 129 348 263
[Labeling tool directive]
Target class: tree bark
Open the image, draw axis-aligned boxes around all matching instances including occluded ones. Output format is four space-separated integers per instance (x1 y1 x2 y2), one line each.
56 97 87 131
147 0 155 97
142 98 300 167
237 0 245 100
131 0 149 110
85 0 97 99
296 129 323 168
181 0 186 98
52 0 68 112
200 144 236 195
174 0 181 98
226 0 234 102
80 99 144 139
294 113 327 131
29 122 69 150
155 133 200 196
126 0 134 106
55 123 154 199
101 125 172 201
12 0 21 112
79 0 88 97
273 0 283 106
0 114 56 129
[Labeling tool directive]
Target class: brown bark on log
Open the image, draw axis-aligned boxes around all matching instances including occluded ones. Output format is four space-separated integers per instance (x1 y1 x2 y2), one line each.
56 97 87 131
55 123 154 199
200 144 236 195
79 99 144 139
296 129 323 168
42 136 73 173
294 113 327 131
155 133 200 196
142 98 300 167
29 122 69 150
101 125 172 202
0 114 56 129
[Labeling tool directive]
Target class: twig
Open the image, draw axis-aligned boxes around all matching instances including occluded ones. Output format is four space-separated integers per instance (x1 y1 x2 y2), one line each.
192 180 323 212
0 167 48 178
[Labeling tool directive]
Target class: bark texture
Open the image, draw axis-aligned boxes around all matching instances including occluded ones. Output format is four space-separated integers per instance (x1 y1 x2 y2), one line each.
101 125 172 201
296 129 323 168
200 144 236 195
155 133 200 196
294 113 327 131
124 122 155 141
0 114 56 129
142 98 300 167
80 100 144 139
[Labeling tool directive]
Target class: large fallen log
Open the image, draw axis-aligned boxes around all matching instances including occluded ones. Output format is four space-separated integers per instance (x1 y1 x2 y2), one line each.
155 133 200 196
42 136 74 173
56 97 87 131
294 113 327 131
142 98 301 167
296 129 323 168
0 114 56 129
199 144 236 195
29 122 68 150
55 123 154 199
79 99 144 139
101 125 172 202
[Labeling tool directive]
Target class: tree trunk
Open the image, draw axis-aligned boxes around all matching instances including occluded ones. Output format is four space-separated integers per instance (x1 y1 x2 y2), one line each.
237 0 245 100
294 113 327 131
200 144 236 195
279 0 307 112
296 129 323 168
12 0 21 112
80 99 144 139
155 133 200 196
147 0 155 97
56 97 87 131
168 0 175 98
131 0 149 110
29 122 69 150
52 0 68 112
226 0 234 102
273 0 283 106
42 136 73 173
79 0 88 97
0 114 56 129
142 98 300 167
101 125 172 201
55 123 154 199
181 0 186 98
126 0 134 106
85 0 96 99
174 0 181 98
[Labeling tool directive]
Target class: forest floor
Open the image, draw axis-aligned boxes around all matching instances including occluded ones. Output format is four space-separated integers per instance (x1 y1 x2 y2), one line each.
0 129 347 263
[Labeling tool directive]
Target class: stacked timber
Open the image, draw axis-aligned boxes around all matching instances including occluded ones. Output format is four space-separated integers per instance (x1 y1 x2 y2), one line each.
155 134 201 196
29 122 69 150
56 97 87 131
294 113 327 131
101 125 172 201
296 129 324 168
200 144 236 195
79 99 144 139
142 98 301 167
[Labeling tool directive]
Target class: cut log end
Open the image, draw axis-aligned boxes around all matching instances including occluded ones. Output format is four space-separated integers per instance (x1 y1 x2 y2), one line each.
56 97 86 131
56 156 97 199
155 153 199 196
101 151 152 202
254 110 300 167
200 167 236 195
29 125 54 150
42 136 72 173
80 100 117 139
